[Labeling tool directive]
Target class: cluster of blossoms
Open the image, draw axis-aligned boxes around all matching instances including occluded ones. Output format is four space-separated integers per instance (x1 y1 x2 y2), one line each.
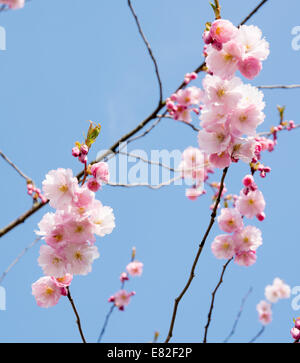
168 20 271 200
32 165 115 308
203 20 269 80
291 318 300 342
211 174 265 267
256 278 291 325
0 0 24 9
108 249 143 311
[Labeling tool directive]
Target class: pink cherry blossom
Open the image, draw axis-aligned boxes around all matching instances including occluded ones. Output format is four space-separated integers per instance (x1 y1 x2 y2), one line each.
230 104 265 136
0 0 25 9
234 250 257 266
236 189 266 219
42 168 78 210
64 216 96 244
126 261 143 277
64 243 100 276
91 162 110 183
211 234 235 260
111 290 136 311
38 245 67 278
236 25 270 61
238 57 262 80
256 300 272 325
234 225 262 252
202 74 242 110
179 147 205 181
231 137 257 164
32 276 62 308
206 41 243 80
209 151 231 169
217 208 243 233
52 274 73 288
198 127 231 154
210 19 237 44
90 201 116 237
265 278 291 303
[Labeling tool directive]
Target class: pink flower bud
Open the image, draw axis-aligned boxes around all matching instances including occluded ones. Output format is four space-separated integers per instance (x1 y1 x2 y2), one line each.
238 57 262 80
211 40 223 51
256 212 265 222
202 30 213 45
80 144 89 155
243 175 254 187
79 154 88 164
91 162 109 183
295 318 300 330
72 147 80 157
120 272 129 283
87 177 101 192
291 327 300 340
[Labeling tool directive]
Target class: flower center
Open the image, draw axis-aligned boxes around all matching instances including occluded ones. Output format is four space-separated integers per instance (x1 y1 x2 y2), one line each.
59 184 68 193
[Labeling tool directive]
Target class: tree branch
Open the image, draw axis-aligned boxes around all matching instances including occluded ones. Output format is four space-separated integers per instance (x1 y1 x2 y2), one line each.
223 287 253 343
67 287 87 343
164 166 229 343
203 258 233 343
127 0 163 106
0 150 32 182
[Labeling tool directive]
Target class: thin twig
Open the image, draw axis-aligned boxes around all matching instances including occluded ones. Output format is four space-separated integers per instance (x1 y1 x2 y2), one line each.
238 0 269 26
258 84 300 89
67 287 87 343
223 287 253 343
203 258 233 343
97 304 115 343
0 237 41 284
249 326 265 343
105 175 182 190
127 0 163 105
0 150 32 182
164 166 229 343
119 151 177 172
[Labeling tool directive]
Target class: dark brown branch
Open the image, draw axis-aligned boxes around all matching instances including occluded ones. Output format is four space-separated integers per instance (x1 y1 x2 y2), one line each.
128 0 163 106
0 0 270 239
164 167 229 343
203 258 233 343
67 287 87 343
238 0 269 26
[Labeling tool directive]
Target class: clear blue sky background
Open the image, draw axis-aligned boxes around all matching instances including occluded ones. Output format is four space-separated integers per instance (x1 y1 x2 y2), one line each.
0 0 299 343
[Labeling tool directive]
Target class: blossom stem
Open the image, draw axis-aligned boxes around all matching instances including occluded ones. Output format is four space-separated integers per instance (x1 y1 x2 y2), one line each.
203 258 233 343
67 287 87 343
223 287 253 342
214 0 221 19
249 325 265 343
164 166 229 343
97 304 115 343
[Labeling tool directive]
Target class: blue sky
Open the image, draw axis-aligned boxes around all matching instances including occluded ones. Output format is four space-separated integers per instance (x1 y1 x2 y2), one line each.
0 0 300 343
